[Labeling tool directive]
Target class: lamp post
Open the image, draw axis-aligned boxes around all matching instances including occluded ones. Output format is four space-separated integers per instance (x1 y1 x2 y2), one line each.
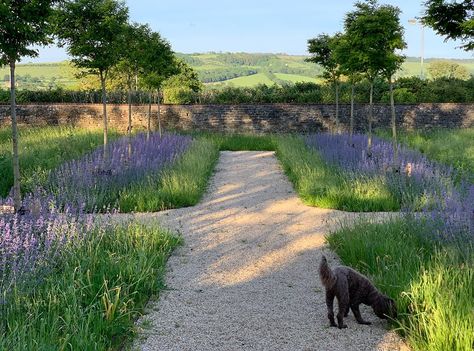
408 18 425 80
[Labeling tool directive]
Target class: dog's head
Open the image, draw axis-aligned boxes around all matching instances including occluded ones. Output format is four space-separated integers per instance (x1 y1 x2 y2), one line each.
373 295 397 320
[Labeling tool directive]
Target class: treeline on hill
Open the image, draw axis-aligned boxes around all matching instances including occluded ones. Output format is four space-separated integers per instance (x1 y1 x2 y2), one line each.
176 52 323 83
1 76 473 104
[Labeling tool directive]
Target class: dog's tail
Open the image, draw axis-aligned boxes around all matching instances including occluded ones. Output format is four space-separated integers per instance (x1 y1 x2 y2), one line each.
319 255 336 288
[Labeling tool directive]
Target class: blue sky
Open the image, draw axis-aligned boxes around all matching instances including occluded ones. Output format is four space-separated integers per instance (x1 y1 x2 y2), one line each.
31 0 473 63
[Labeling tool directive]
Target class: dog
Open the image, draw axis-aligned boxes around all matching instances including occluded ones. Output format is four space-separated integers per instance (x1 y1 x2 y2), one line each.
319 255 397 329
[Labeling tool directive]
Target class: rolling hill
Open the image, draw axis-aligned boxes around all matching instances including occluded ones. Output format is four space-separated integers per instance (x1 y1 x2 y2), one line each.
1 53 473 90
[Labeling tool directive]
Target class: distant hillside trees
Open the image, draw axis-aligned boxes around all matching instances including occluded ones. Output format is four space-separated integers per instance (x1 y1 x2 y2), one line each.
162 59 202 104
428 61 471 80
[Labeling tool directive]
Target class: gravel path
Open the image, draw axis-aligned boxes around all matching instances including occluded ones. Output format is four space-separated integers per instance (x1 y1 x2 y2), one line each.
134 151 407 351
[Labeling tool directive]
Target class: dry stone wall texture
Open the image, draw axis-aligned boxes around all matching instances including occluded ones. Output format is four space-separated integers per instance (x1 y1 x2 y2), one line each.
0 103 472 133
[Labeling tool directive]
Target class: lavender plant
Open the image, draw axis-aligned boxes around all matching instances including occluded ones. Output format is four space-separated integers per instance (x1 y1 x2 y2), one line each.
307 133 473 241
0 193 94 300
46 133 191 211
306 133 461 209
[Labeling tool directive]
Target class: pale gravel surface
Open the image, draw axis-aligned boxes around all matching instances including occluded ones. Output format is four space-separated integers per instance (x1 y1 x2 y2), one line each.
133 151 408 351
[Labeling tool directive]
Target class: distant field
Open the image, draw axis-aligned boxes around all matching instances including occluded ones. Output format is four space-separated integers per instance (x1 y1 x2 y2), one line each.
1 54 473 90
398 59 474 78
274 73 321 84
210 73 275 87
0 61 79 89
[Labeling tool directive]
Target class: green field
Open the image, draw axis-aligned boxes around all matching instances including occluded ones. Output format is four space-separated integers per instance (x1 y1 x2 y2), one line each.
3 54 472 90
0 61 79 89
209 73 275 87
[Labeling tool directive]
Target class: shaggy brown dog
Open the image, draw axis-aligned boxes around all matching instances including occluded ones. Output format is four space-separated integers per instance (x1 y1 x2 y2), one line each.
319 255 397 329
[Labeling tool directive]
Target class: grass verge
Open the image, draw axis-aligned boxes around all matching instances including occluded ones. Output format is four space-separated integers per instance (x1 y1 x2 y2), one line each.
327 218 474 351
1 221 181 350
118 139 219 212
0 126 119 197
275 136 400 211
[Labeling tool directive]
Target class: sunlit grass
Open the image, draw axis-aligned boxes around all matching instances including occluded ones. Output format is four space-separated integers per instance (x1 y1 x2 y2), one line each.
327 218 474 351
1 221 181 350
0 126 119 197
275 136 400 211
119 139 219 212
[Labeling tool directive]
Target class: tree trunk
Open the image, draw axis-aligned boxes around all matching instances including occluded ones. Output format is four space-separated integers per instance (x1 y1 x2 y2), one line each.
147 92 152 140
127 83 132 156
10 61 21 212
127 86 132 139
335 81 339 133
390 77 398 165
157 90 162 137
368 81 373 153
350 82 355 143
100 71 108 150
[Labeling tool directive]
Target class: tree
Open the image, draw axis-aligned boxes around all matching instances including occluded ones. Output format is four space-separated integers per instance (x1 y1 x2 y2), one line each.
0 0 58 211
307 34 343 132
422 0 473 52
344 0 404 153
112 23 151 143
376 5 406 164
333 34 364 141
162 59 202 104
56 0 129 149
140 32 175 137
428 60 471 80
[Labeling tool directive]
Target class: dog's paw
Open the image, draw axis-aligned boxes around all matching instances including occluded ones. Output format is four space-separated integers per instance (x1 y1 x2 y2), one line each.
338 324 348 329
330 322 338 328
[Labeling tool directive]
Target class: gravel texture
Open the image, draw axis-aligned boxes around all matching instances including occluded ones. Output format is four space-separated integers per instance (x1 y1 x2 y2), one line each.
134 151 408 351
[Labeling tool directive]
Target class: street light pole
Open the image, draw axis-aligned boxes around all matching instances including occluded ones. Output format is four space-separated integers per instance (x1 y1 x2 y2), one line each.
408 19 425 80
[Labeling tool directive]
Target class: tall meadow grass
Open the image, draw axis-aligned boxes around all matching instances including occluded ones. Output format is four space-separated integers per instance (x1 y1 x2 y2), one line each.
327 218 473 351
0 126 119 197
1 220 180 350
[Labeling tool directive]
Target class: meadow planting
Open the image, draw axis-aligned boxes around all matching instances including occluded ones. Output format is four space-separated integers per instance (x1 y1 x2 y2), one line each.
0 126 120 197
0 126 473 350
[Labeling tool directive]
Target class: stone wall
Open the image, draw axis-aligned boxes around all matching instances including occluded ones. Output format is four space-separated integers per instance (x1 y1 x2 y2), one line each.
0 103 472 133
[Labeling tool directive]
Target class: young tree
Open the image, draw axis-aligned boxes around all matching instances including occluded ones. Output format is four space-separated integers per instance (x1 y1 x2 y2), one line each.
112 23 151 142
306 34 343 132
333 34 364 142
56 0 129 149
344 0 404 153
162 59 202 104
422 0 473 52
377 4 406 164
140 32 175 138
0 0 58 211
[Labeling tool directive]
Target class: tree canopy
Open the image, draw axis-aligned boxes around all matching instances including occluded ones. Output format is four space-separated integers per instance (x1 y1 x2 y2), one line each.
428 60 471 80
0 0 57 64
55 0 129 77
422 0 473 51
306 34 342 85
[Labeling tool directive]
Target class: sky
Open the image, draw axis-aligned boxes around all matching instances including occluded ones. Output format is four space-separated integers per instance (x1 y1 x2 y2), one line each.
30 0 473 63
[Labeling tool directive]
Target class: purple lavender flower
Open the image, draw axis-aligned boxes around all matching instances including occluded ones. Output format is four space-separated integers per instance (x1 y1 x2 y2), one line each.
306 133 472 242
46 132 191 211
